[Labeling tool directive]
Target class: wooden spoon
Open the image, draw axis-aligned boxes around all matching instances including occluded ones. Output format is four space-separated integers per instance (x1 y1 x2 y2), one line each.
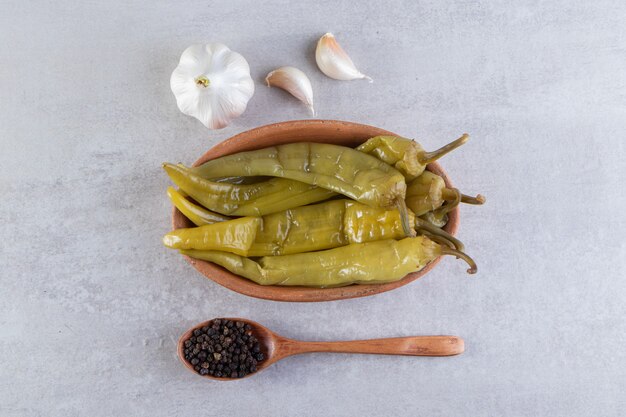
177 318 465 381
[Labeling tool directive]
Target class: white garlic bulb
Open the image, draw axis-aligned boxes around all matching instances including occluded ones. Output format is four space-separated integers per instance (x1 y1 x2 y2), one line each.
315 33 372 82
265 66 315 115
170 43 255 129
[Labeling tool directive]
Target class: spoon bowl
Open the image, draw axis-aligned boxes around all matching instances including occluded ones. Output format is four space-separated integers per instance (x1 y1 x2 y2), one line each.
177 318 278 381
178 318 465 381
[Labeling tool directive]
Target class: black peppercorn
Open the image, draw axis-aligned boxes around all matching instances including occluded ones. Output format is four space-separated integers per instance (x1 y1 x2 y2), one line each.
182 318 265 379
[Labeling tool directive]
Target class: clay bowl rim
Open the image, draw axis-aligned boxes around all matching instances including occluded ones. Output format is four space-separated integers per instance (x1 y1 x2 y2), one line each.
171 119 459 302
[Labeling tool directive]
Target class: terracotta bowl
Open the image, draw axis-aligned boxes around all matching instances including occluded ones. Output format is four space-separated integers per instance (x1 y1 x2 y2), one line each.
172 119 459 302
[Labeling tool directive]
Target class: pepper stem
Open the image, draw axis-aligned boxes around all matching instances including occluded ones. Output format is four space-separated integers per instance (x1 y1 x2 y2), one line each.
420 233 457 251
394 197 415 237
415 218 465 251
439 246 478 274
441 188 486 205
420 134 469 164
435 188 461 216
195 75 210 88
461 193 486 205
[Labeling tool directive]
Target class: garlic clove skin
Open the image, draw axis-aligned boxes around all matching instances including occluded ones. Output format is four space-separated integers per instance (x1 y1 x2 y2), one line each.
170 43 255 129
265 66 315 115
315 33 372 82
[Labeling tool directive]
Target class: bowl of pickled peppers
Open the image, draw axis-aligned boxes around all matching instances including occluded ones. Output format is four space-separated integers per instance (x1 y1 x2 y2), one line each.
162 120 485 302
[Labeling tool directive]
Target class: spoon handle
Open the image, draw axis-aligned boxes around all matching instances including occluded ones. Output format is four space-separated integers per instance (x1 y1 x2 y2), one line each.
284 336 464 357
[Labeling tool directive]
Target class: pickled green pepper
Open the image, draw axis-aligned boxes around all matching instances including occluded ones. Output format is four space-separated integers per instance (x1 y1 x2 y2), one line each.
187 143 407 210
167 187 230 226
163 163 336 216
164 200 415 256
181 236 477 288
405 171 485 216
163 216 261 256
356 134 469 180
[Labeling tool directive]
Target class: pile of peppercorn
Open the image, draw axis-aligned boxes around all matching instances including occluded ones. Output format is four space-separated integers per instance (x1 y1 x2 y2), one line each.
182 318 265 378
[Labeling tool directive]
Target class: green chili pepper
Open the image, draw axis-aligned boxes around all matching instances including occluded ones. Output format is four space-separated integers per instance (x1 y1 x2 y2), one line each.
163 163 336 216
167 187 230 226
180 236 476 287
405 171 485 216
163 199 414 256
356 134 469 180
164 198 468 256
187 142 407 210
164 216 261 256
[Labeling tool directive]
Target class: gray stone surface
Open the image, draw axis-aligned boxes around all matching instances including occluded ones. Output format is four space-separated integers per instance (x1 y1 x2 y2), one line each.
1 1 625 416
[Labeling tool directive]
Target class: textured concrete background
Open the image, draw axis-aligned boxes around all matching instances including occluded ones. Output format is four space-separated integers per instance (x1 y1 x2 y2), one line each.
1 1 625 416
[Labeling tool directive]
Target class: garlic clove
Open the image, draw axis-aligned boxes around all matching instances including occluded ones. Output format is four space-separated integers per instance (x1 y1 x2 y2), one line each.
265 66 315 115
170 43 255 129
315 33 372 82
